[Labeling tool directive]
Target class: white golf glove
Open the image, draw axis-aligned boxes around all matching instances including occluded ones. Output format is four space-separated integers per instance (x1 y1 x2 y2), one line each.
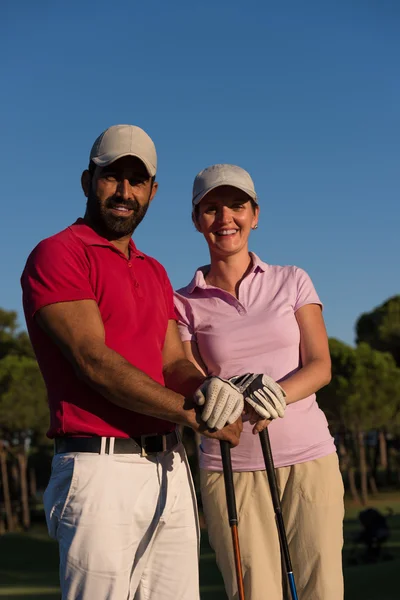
230 374 286 420
193 376 244 430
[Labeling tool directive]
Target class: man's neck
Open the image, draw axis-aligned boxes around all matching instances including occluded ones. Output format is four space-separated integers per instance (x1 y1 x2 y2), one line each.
83 215 131 258
109 238 130 258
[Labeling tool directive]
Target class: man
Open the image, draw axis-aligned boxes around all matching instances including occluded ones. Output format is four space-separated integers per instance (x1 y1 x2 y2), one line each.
21 124 243 600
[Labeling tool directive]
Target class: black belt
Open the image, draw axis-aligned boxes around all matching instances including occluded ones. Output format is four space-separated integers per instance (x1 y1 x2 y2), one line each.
54 430 180 456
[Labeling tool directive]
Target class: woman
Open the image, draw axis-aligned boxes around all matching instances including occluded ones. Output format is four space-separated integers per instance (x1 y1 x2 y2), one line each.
174 164 344 600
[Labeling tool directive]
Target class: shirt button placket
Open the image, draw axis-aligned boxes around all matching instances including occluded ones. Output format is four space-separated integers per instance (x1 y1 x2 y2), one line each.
128 261 143 297
236 302 246 316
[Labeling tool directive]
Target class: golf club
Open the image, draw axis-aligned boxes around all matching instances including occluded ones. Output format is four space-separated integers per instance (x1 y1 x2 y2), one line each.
259 428 298 600
220 440 246 600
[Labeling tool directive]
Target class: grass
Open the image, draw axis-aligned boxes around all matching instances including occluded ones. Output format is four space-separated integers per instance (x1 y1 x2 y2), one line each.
0 525 59 599
0 493 399 599
341 493 400 600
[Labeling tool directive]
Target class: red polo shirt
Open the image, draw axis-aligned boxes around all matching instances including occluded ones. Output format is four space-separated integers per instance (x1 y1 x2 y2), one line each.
21 219 176 438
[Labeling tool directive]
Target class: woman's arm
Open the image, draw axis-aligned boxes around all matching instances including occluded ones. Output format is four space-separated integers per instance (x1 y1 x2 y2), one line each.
279 304 331 404
250 303 331 434
182 340 208 377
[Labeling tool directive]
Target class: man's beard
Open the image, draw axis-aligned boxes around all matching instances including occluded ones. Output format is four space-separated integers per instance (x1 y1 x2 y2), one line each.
86 191 150 238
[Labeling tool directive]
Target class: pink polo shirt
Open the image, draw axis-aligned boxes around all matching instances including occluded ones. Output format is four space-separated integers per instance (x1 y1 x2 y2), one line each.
174 253 335 471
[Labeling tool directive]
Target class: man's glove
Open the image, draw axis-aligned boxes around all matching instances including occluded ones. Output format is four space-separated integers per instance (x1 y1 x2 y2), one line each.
230 374 286 420
193 377 244 430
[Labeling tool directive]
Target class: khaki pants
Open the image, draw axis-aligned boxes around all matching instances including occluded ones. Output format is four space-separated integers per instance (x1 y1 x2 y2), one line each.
44 443 200 600
200 453 344 600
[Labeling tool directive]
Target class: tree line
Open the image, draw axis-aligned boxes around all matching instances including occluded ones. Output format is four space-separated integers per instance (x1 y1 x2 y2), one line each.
318 295 400 505
0 296 399 532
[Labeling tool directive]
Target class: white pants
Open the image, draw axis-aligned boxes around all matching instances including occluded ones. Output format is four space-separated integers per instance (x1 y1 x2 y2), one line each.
44 442 200 600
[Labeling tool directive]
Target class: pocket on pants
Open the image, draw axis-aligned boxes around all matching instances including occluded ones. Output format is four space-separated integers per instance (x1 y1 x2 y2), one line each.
43 454 79 540
298 453 344 506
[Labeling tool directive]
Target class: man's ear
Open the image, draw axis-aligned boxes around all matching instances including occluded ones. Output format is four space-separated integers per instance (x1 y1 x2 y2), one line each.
149 181 158 203
81 170 91 198
191 211 202 232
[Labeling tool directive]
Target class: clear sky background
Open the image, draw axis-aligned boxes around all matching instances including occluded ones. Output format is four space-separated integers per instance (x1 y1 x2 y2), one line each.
1 0 399 345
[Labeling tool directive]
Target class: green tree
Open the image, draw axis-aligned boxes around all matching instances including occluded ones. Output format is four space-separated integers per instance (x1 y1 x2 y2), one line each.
319 338 356 427
0 354 48 530
319 339 400 504
319 339 360 501
0 308 34 360
356 295 400 367
346 343 400 503
0 354 48 443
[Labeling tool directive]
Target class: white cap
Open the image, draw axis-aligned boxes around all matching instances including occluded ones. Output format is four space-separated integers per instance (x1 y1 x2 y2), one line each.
90 124 157 176
192 164 257 206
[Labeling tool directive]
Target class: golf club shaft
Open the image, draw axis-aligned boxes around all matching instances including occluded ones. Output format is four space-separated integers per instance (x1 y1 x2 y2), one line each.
220 440 245 600
259 429 298 600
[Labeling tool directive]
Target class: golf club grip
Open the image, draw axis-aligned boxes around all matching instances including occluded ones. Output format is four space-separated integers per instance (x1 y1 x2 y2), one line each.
259 429 295 575
220 440 238 525
259 429 281 511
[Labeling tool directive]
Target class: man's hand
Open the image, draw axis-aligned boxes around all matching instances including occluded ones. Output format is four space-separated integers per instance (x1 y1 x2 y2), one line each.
244 405 271 434
193 376 244 430
230 373 286 420
202 417 243 447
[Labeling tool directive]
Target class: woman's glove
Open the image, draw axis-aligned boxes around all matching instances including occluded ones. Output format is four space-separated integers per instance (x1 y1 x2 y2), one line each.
230 373 286 420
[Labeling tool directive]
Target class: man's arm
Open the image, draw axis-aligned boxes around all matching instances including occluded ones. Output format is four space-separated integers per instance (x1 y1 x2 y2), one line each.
162 320 206 396
37 299 242 443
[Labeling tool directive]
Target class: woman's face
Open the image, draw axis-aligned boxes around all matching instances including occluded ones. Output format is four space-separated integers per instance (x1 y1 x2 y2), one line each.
194 185 259 258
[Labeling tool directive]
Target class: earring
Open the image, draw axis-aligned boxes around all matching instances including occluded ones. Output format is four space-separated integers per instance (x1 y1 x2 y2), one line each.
252 224 258 230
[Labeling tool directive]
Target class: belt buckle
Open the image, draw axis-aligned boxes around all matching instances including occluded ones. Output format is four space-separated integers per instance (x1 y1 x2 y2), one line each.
140 436 148 457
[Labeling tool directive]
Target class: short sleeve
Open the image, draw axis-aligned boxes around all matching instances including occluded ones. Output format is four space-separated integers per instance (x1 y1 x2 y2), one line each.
21 237 96 318
160 268 178 322
173 292 196 342
294 267 323 312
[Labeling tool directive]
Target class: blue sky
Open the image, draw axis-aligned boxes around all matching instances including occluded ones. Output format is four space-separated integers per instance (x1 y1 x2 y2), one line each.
1 0 399 345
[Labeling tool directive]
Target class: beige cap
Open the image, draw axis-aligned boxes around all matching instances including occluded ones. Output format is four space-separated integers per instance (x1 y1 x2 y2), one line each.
90 124 157 176
192 164 257 206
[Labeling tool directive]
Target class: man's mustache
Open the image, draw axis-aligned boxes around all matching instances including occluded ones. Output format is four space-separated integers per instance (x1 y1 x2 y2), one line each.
105 196 139 211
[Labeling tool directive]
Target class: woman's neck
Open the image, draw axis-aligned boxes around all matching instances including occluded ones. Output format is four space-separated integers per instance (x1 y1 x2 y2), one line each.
205 250 253 298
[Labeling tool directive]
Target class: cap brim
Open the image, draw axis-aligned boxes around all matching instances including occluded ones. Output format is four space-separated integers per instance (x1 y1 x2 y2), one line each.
92 152 156 177
192 183 257 206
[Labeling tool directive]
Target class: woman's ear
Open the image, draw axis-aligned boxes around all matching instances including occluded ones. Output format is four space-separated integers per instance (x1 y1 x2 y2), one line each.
252 204 260 229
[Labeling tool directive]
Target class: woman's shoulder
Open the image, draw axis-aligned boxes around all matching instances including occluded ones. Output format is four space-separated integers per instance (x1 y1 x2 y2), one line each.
175 265 209 298
257 260 315 293
251 253 299 275
260 261 304 279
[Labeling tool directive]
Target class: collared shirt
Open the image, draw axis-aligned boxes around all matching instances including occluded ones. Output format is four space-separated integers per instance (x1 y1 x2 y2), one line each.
21 219 176 438
174 253 335 470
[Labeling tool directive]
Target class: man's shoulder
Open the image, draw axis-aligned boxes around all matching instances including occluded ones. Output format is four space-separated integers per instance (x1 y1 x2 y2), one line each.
139 251 170 281
29 225 84 259
22 225 87 281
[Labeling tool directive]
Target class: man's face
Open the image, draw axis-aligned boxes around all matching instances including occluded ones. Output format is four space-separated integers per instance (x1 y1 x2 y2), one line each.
83 156 157 238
